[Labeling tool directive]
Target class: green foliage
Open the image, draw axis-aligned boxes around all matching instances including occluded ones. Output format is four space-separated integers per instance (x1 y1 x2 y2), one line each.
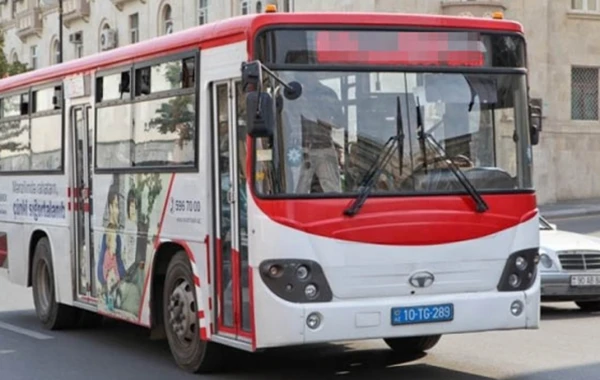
130 173 164 225
0 32 29 78
148 62 194 146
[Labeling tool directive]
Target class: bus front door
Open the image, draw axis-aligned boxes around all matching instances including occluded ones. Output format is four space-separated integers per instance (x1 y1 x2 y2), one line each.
70 105 95 303
212 80 252 342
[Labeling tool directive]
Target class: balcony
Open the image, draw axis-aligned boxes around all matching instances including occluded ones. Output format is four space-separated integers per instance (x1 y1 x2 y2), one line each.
63 0 90 28
440 0 507 18
16 7 43 41
110 0 146 11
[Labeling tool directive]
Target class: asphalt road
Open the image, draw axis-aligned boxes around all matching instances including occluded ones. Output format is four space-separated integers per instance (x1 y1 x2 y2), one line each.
2 215 600 380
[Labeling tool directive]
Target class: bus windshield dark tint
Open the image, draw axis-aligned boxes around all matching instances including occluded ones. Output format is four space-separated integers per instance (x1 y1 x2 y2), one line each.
255 29 525 68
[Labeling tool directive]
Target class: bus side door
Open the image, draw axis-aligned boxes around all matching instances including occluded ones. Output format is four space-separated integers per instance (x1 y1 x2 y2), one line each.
70 104 95 303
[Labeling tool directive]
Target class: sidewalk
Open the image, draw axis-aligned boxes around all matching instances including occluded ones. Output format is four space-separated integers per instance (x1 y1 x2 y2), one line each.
538 198 600 219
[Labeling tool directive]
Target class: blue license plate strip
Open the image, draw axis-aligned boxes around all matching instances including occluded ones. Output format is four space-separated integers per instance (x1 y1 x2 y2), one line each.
391 303 454 325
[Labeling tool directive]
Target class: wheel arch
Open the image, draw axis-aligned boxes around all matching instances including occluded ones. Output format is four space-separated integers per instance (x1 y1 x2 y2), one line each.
28 228 52 288
149 240 201 339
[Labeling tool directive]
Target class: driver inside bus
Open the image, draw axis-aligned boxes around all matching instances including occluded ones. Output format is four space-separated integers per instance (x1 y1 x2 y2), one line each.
282 72 346 194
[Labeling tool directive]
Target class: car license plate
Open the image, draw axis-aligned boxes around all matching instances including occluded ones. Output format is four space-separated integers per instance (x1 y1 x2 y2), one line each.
391 303 454 326
570 275 600 287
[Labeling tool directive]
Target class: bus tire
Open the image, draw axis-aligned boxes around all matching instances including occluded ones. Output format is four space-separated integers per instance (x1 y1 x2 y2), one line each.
163 251 225 373
31 237 80 330
383 334 442 354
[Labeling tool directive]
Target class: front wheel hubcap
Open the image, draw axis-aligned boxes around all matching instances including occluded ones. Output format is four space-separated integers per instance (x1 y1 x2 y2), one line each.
168 280 197 344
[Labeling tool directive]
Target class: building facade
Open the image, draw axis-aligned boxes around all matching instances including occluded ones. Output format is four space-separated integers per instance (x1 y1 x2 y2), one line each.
0 0 597 205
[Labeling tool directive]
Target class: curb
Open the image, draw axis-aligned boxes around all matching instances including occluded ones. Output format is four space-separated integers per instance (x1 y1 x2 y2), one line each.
540 207 600 219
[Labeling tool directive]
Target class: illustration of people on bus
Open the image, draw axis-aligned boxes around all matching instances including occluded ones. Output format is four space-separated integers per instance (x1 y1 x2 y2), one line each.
97 186 127 311
97 177 145 317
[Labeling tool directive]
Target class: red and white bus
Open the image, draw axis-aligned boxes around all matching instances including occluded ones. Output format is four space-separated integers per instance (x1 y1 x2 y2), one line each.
0 8 543 373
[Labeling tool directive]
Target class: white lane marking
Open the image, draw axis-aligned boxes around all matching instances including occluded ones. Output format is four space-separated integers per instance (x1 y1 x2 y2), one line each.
0 321 53 340
0 350 15 354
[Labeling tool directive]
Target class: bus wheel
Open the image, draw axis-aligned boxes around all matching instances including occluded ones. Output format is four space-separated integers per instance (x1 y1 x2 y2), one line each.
383 334 442 355
163 251 225 373
31 237 80 330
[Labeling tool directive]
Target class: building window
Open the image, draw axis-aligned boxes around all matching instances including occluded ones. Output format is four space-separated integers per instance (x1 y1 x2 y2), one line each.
162 4 173 35
571 67 599 120
240 0 248 15
198 0 207 25
51 40 60 65
256 1 262 13
30 45 38 70
282 0 291 12
572 0 599 11
11 0 17 18
129 13 139 43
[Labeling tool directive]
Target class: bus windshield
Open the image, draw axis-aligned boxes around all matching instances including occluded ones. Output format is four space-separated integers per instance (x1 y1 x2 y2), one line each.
252 28 532 197
253 70 532 196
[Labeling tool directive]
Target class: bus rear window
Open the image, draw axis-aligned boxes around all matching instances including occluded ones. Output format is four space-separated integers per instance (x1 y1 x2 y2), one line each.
255 29 525 68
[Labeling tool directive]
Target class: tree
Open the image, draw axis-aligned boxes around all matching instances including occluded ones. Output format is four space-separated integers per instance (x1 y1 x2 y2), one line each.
148 61 194 148
0 36 30 169
0 32 29 77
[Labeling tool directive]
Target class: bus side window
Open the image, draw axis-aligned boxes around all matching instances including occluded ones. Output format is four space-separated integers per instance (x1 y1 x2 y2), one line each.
135 67 151 96
182 57 196 89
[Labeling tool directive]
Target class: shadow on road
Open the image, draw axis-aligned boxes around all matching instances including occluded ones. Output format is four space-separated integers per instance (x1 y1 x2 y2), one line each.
505 362 600 380
540 305 600 321
0 310 494 380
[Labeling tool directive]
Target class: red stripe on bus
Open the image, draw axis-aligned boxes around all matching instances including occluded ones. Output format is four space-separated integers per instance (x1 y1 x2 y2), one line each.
200 327 208 340
204 235 211 285
250 193 537 246
153 174 176 249
248 267 256 351
208 296 212 311
0 250 7 268
198 310 205 319
137 260 153 322
194 275 200 287
138 174 176 324
210 323 214 335
216 238 224 329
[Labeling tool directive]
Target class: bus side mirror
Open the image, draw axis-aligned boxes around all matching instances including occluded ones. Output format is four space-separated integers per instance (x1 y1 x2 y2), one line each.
529 104 542 146
246 91 276 138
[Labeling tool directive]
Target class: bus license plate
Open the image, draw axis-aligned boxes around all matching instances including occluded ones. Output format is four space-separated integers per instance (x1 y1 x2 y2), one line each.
391 303 454 325
571 275 600 287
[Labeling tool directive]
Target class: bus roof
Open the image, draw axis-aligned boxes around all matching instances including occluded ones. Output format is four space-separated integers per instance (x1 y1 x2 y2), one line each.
0 12 523 94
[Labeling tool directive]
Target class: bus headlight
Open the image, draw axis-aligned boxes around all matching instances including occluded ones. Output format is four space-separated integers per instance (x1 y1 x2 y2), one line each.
497 248 539 292
259 259 333 303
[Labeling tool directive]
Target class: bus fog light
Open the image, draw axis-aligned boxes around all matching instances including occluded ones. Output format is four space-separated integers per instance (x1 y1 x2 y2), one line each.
510 300 524 316
508 274 521 288
296 265 309 280
305 284 318 299
306 312 322 329
515 256 527 271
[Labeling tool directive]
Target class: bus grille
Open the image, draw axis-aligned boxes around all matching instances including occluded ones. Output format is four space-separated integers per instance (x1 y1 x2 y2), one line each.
558 251 600 270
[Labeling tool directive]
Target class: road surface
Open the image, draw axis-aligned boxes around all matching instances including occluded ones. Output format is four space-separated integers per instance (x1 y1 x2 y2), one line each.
1 214 600 380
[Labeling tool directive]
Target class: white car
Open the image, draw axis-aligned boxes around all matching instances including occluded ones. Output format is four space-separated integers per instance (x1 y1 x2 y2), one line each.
539 216 600 311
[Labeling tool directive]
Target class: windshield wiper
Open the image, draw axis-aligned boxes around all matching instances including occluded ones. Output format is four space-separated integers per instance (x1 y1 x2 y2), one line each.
344 96 405 217
415 97 488 213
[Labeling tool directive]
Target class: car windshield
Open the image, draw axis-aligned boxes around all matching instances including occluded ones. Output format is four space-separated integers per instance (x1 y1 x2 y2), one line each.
253 70 533 197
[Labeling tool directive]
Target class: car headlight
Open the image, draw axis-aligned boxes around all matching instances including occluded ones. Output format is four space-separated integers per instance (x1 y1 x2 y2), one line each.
538 248 557 270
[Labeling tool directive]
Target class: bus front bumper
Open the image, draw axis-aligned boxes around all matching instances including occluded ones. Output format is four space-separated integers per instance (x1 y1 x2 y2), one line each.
254 272 540 348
